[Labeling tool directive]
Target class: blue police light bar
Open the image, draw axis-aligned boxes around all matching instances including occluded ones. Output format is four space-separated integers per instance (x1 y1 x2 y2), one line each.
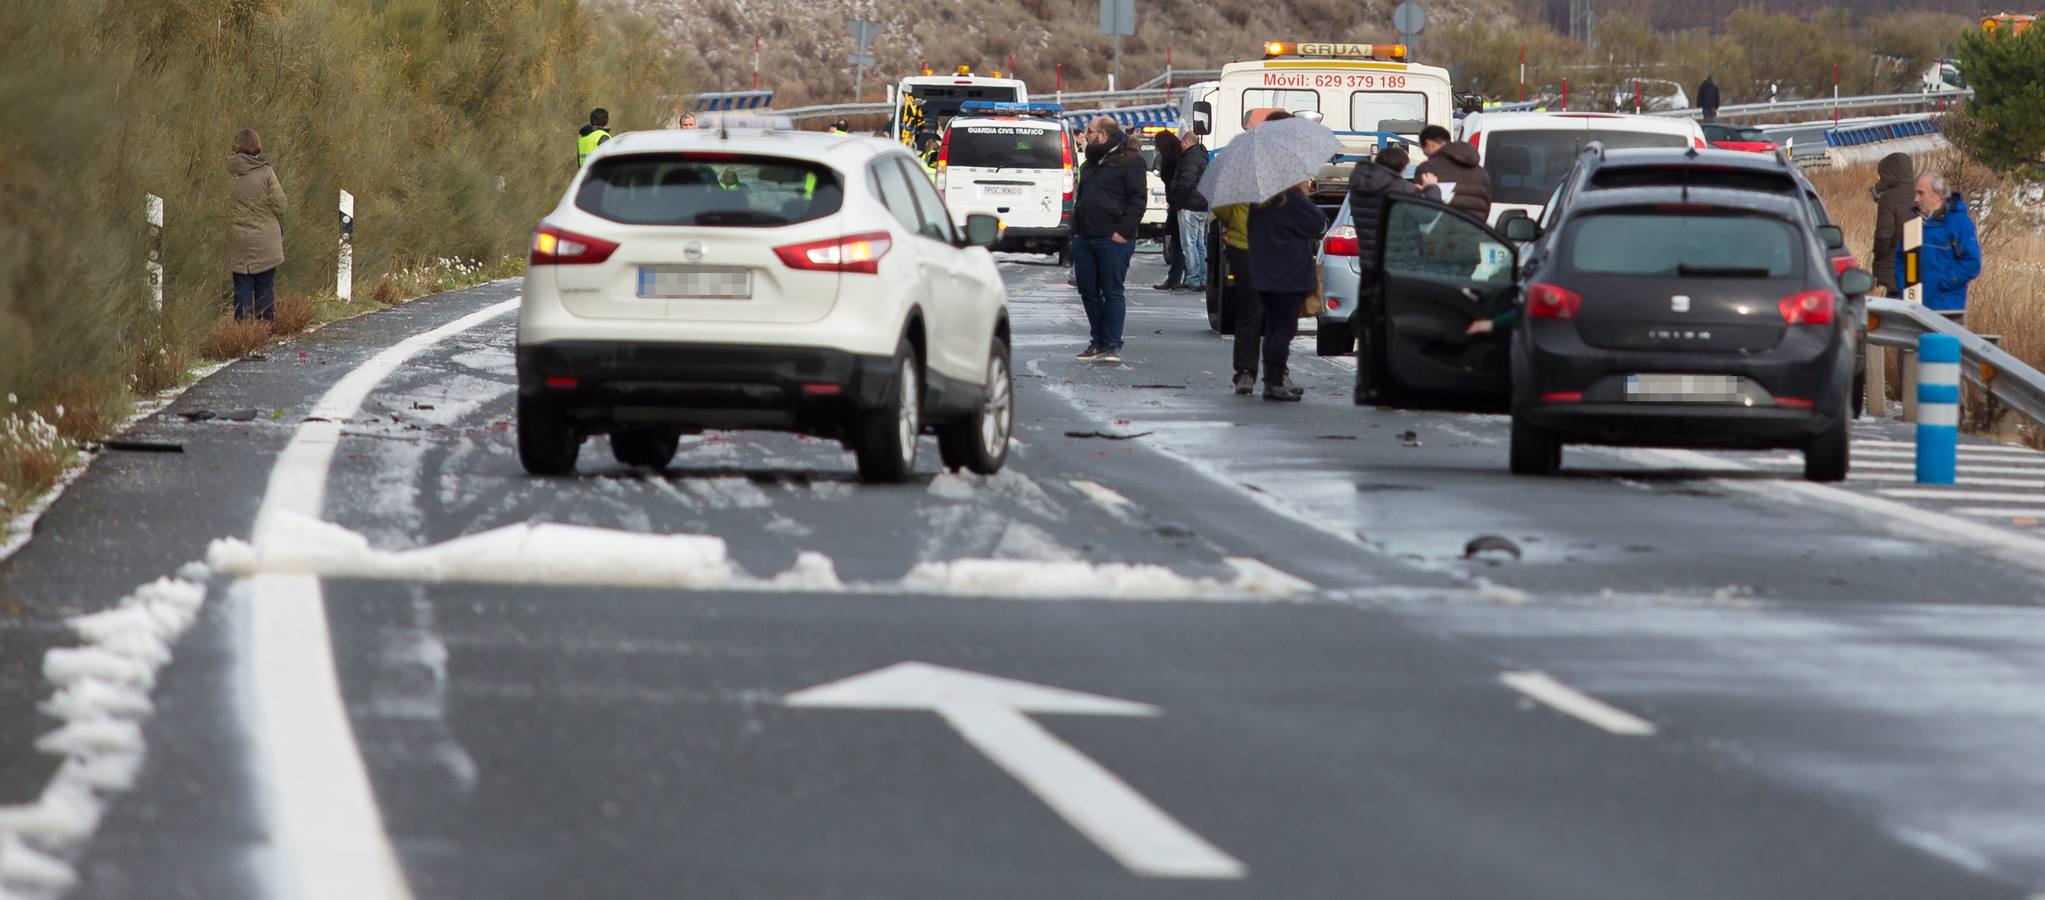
958 101 1064 116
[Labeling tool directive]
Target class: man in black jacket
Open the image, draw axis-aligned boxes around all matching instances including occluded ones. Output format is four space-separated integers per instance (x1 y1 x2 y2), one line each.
1071 118 1149 364
1170 131 1211 292
1413 125 1491 221
1698 75 1721 121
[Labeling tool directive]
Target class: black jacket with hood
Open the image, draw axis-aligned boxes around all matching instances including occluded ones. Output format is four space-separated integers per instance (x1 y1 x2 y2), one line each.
1170 141 1210 212
1347 162 1440 272
1075 132 1148 239
1413 141 1492 220
1870 152 1916 295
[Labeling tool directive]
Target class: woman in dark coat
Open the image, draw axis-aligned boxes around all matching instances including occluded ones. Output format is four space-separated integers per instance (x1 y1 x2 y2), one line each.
1245 181 1325 401
1151 131 1186 290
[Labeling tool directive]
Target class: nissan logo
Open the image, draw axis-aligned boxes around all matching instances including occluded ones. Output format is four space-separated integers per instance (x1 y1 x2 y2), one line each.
683 241 706 261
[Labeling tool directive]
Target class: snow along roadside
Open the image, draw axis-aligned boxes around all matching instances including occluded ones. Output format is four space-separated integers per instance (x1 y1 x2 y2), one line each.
0 574 207 900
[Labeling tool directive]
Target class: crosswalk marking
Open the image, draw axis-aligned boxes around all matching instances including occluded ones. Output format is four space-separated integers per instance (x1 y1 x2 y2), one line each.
1849 472 2045 488
1953 507 2045 519
1877 489 2045 503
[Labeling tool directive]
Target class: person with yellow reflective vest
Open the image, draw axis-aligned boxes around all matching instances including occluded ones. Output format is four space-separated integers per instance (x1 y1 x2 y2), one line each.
577 108 611 167
830 119 851 136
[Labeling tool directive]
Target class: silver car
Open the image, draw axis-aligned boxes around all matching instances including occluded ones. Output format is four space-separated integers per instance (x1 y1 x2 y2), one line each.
1313 193 1364 356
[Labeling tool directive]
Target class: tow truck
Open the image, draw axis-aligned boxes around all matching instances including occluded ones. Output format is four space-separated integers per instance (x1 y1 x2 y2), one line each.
1189 41 1456 329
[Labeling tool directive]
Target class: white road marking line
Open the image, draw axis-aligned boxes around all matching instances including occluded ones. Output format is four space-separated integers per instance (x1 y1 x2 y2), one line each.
1499 671 1657 737
786 663 1246 880
1876 488 2045 503
1851 448 2045 464
1855 439 2043 456
247 297 517 900
1850 472 2045 488
1952 508 2045 519
1069 479 1135 517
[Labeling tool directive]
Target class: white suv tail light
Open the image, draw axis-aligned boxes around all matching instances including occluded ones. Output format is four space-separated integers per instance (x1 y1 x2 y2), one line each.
774 232 893 275
530 223 619 266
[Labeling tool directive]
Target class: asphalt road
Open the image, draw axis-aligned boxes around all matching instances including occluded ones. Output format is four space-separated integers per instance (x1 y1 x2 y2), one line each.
5 256 2045 900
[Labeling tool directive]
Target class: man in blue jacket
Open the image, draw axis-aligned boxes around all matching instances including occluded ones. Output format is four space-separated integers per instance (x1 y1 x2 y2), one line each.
1898 173 1982 314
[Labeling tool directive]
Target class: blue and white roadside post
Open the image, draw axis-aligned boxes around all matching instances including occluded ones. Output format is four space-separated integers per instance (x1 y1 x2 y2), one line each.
1916 332 1960 484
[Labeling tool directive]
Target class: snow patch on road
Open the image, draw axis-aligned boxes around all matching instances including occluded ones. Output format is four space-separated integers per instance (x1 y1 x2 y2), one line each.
0 576 206 900
212 514 1312 601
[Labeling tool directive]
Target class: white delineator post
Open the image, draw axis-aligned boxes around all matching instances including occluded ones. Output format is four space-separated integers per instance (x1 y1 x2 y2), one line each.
145 194 164 312
337 190 354 301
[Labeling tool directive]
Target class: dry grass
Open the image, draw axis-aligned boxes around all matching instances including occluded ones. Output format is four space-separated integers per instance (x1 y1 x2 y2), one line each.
272 294 319 337
0 409 74 521
41 377 125 444
199 317 274 361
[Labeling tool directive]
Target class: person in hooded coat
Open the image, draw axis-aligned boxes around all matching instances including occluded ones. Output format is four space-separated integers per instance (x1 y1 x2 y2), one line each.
1697 75 1721 120
227 128 288 322
1413 125 1492 221
1346 144 1440 284
1151 131 1187 290
1869 152 1917 296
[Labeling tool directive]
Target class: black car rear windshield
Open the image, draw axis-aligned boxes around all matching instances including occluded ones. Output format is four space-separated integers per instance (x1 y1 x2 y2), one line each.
576 154 841 227
1566 211 1802 278
1485 129 1692 204
1588 165 1799 195
947 126 1063 169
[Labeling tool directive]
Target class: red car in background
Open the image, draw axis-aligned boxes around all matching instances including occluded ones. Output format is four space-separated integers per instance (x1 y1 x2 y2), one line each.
1703 122 1778 154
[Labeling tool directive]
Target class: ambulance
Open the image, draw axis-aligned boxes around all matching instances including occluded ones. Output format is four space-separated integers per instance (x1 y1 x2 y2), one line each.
889 67 1030 152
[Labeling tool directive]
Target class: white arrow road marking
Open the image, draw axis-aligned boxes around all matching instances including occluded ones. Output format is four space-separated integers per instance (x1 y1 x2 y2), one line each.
785 662 1246 880
1500 671 1657 737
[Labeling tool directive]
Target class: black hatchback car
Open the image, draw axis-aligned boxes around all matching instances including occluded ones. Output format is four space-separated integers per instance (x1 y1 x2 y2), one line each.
1353 186 1875 482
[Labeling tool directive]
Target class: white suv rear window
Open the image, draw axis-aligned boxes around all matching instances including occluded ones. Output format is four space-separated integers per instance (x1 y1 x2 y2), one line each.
1485 129 1691 205
576 154 842 227
947 126 1062 169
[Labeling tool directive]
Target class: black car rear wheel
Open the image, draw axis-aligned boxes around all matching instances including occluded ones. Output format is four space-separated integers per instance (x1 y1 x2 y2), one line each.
610 428 679 470
1804 414 1850 482
1509 415 1561 476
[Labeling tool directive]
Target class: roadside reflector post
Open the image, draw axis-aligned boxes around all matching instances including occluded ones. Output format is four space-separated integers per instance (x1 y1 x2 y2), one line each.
145 193 164 313
337 190 354 301
1915 333 1959 485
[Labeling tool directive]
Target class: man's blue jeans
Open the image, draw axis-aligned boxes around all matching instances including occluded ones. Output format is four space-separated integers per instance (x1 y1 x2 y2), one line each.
1072 235 1134 352
233 268 277 322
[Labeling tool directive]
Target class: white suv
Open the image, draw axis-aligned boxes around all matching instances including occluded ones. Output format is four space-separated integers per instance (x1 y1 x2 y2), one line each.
517 124 1015 483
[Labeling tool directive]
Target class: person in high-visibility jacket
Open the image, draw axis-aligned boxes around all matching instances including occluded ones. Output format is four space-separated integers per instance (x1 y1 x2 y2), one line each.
577 108 611 167
830 119 851 136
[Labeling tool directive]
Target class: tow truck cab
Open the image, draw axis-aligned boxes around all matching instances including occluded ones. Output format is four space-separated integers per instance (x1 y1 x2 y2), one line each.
1193 41 1454 210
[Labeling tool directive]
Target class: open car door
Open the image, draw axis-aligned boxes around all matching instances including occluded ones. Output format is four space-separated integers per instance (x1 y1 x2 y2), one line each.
1356 193 1519 409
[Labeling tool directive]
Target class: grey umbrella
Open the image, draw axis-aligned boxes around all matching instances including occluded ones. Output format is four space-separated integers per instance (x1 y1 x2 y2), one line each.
1195 117 1343 209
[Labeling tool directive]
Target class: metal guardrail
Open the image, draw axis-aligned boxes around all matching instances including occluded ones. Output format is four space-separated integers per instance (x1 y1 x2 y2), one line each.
1867 298 2045 427
1648 90 1971 120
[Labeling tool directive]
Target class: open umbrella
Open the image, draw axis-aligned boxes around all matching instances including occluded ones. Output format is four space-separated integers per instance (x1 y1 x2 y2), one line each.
1195 117 1343 209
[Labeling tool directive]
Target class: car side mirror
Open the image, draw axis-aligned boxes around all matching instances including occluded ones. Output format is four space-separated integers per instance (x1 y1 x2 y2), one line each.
1838 267 1875 296
1817 225 1845 251
1503 216 1541 243
962 213 1002 248
1193 101 1213 136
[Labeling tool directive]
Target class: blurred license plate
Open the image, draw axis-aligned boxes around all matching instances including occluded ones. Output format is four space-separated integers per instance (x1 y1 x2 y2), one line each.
639 266 750 300
982 185 1026 197
1625 373 1744 403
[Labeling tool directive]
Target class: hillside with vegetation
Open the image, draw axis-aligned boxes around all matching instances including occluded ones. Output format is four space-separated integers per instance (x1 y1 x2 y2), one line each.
622 0 1979 110
0 0 685 526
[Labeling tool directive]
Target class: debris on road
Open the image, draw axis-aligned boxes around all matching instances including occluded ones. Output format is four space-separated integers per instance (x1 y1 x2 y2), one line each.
1464 535 1523 561
1065 430 1154 441
97 439 185 454
1397 430 1422 447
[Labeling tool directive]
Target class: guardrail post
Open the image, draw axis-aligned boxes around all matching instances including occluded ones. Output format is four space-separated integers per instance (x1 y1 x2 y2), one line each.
145 193 164 312
1866 343 1887 417
1916 333 1960 484
337 190 354 301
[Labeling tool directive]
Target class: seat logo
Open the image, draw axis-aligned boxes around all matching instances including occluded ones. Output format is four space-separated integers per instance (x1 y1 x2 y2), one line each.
684 241 706 262
1670 294 1691 313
